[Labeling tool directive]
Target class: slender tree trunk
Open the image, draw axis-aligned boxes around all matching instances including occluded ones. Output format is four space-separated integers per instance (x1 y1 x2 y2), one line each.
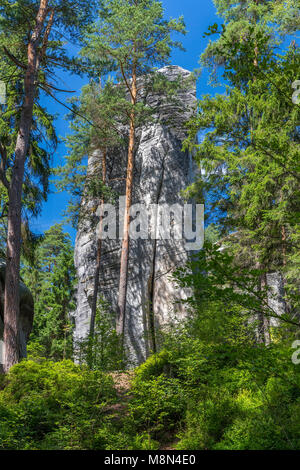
116 67 137 338
280 188 287 267
256 262 270 345
3 0 49 372
90 148 107 337
253 2 259 70
261 272 270 344
281 225 287 265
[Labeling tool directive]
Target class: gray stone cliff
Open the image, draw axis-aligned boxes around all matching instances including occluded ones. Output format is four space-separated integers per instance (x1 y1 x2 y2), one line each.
73 66 197 366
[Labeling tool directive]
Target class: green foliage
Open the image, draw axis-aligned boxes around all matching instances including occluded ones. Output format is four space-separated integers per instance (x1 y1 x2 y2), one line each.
178 367 300 450
77 299 124 371
205 223 221 243
129 332 300 450
58 0 189 228
81 0 186 79
56 79 125 227
121 228 300 450
0 0 98 227
0 359 115 450
0 359 162 450
129 375 186 439
21 224 76 360
0 42 55 222
91 424 159 450
133 349 171 381
185 46 300 269
201 0 299 83
184 1 300 321
175 242 300 340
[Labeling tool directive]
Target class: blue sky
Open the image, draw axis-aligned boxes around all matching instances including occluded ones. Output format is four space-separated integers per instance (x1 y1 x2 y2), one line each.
31 0 222 242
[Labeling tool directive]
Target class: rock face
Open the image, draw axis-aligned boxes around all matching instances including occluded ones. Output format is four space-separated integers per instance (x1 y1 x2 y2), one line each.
0 260 34 371
73 66 198 366
266 272 287 326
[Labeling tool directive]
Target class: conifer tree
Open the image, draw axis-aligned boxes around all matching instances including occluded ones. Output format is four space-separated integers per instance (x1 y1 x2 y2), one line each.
0 0 96 371
21 224 75 360
81 0 186 339
57 79 126 337
202 0 299 77
185 1 300 342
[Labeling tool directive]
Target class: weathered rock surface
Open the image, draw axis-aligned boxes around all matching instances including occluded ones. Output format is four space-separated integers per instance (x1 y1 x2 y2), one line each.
266 272 287 326
0 260 34 371
73 66 197 366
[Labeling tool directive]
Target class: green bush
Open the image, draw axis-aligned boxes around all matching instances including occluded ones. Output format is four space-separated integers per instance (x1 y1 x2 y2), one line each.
76 300 124 371
0 359 115 450
174 344 300 450
133 349 172 382
129 374 186 438
1 335 300 450
214 383 299 450
177 391 239 450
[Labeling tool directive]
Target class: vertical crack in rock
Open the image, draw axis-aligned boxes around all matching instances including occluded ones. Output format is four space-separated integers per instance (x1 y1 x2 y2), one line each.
148 240 157 354
147 150 167 354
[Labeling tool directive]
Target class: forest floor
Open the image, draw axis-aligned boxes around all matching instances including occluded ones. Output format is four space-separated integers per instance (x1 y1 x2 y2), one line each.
108 371 178 450
110 371 134 397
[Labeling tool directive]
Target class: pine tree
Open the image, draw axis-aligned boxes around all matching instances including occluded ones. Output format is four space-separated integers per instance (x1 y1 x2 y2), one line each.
57 79 126 337
202 0 299 80
0 0 96 371
81 0 186 340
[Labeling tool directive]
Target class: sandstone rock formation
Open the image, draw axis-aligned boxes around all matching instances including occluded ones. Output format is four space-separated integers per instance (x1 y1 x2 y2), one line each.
0 260 34 371
266 272 287 325
72 66 198 366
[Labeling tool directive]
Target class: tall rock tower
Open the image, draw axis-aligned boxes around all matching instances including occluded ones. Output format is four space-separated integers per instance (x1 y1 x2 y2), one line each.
73 66 198 365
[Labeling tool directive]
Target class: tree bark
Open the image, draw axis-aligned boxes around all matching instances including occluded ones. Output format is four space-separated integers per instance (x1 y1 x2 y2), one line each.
116 65 137 338
90 148 107 337
280 193 287 269
256 261 270 345
3 0 49 372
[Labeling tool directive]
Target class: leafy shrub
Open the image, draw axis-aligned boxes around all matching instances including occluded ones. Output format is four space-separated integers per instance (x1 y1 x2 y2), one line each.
129 374 186 438
93 423 159 450
76 300 124 371
177 391 239 450
175 344 300 450
0 359 115 450
133 349 172 382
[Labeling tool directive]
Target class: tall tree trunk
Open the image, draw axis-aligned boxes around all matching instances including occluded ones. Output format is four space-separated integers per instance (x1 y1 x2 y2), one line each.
3 0 49 372
116 67 137 338
280 191 287 267
256 262 270 345
90 148 107 337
